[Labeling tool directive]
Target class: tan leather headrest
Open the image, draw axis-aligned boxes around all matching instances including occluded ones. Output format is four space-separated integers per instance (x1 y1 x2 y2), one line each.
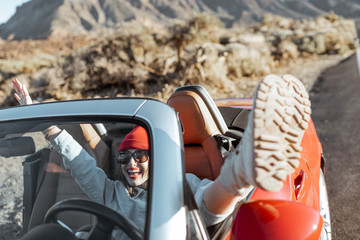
167 90 220 144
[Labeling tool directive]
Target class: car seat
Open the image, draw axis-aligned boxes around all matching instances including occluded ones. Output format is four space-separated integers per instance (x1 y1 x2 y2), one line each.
167 85 229 180
23 124 111 234
168 86 251 238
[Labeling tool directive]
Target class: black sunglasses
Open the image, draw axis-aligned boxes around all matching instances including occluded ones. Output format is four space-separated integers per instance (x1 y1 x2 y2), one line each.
116 150 149 164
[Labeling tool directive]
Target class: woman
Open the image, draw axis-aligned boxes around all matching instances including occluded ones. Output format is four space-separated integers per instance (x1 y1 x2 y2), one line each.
13 74 311 239
116 125 150 195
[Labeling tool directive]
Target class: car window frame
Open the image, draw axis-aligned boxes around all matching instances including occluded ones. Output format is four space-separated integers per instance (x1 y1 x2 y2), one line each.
0 98 187 240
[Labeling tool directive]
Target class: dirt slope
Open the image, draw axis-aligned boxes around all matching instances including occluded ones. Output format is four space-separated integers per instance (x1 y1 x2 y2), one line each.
1 0 359 40
0 13 357 108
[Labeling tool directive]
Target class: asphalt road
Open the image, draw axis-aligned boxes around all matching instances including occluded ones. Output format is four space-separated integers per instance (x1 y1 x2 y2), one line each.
309 52 360 239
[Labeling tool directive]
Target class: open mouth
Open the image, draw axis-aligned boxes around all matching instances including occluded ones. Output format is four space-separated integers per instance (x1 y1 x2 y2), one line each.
127 168 142 179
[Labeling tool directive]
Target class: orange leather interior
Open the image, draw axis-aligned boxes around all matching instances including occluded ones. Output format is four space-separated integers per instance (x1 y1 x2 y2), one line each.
167 90 224 180
80 124 110 177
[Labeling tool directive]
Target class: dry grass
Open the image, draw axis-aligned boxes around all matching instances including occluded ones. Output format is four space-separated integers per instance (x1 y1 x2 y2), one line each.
0 12 357 107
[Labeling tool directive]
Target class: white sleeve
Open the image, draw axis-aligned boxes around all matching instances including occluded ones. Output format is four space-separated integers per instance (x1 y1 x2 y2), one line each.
50 130 109 204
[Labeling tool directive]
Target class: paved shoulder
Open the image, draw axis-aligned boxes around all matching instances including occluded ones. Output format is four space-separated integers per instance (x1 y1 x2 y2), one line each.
310 53 360 240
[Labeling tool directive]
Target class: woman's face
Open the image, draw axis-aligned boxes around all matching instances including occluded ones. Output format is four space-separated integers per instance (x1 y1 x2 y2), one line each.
119 149 149 189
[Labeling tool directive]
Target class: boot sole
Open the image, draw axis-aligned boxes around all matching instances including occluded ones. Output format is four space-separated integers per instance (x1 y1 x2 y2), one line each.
252 74 311 192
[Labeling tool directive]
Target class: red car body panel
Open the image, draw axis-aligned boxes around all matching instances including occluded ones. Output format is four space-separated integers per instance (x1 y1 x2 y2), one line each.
231 200 323 240
215 98 324 239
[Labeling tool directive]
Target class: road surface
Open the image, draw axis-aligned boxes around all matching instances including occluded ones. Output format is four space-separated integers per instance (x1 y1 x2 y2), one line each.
309 53 360 239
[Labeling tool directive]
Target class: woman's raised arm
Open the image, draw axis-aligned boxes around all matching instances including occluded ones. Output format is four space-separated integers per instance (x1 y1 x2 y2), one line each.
12 78 33 105
12 79 62 138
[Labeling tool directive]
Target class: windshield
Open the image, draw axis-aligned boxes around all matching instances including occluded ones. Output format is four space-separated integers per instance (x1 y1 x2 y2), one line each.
0 119 150 239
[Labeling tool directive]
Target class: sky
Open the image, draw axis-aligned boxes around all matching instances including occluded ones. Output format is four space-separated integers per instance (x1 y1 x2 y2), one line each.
0 0 31 24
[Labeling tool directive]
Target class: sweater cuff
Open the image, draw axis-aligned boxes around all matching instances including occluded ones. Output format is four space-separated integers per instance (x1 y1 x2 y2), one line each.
50 130 83 162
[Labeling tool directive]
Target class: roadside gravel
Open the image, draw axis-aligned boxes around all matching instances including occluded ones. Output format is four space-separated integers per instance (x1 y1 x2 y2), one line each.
0 156 23 240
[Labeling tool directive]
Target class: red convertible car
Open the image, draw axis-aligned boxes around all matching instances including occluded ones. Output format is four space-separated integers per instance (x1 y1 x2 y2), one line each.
0 85 330 239
215 98 331 240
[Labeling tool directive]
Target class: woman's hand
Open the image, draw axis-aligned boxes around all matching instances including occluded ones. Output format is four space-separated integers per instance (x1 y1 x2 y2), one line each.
13 79 62 139
12 78 33 105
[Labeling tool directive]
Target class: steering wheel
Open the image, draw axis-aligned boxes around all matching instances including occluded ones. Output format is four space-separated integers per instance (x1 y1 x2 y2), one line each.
44 199 143 240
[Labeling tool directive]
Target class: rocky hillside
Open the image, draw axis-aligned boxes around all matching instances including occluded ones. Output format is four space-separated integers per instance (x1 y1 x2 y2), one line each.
0 12 357 107
0 0 359 40
0 0 358 107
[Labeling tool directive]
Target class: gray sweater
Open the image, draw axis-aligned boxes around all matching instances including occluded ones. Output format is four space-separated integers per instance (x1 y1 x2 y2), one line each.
51 130 231 239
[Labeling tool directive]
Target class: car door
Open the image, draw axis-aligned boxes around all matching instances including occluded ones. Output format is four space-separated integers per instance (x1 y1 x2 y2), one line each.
0 98 188 240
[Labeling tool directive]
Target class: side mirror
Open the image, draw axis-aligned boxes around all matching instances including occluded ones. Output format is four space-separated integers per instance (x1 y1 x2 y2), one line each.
231 200 323 240
0 137 35 157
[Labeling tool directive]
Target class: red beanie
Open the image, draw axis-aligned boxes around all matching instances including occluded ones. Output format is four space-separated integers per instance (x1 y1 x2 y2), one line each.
118 126 149 151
